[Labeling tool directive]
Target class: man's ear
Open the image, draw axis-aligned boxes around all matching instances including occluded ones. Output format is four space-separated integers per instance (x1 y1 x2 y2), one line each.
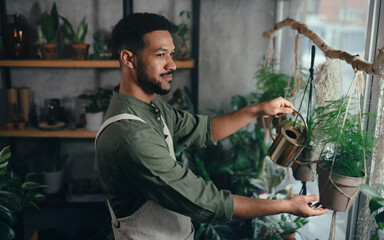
120 50 136 69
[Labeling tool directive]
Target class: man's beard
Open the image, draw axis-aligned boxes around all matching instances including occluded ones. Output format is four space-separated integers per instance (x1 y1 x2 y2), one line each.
136 58 172 96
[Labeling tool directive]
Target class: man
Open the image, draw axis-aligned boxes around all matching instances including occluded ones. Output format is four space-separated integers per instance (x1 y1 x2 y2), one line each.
95 12 328 240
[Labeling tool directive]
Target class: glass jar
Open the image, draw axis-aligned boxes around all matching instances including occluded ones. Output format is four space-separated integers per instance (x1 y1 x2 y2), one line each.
7 14 28 59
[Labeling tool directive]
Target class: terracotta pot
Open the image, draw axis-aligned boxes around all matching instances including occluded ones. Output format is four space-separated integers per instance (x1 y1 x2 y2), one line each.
281 233 295 240
5 122 14 131
40 44 57 60
73 44 89 60
317 164 366 212
17 122 25 130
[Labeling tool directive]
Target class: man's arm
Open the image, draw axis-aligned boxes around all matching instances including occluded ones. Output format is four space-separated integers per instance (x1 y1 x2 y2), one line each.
211 97 295 141
232 194 329 218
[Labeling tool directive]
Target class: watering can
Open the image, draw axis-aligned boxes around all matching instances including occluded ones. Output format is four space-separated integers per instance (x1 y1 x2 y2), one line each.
268 110 316 168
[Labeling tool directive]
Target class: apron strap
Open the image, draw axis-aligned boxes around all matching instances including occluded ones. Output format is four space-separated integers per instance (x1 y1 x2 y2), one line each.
95 113 146 148
107 199 120 228
96 112 177 225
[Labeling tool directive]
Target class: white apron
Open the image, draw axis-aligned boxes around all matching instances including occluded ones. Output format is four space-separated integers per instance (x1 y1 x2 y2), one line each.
95 113 194 240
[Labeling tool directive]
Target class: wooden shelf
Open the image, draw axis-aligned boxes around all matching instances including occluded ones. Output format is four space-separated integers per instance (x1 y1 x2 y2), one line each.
0 127 96 138
0 59 195 69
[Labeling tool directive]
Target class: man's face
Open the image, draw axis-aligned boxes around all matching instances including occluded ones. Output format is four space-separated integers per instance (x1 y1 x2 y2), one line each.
136 30 177 95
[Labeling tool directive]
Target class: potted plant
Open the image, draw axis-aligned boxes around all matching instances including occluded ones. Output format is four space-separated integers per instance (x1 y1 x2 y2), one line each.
256 214 308 240
0 146 45 240
171 10 191 60
60 15 89 60
33 139 68 194
314 98 375 212
358 183 384 240
78 87 112 131
37 2 60 59
252 65 296 129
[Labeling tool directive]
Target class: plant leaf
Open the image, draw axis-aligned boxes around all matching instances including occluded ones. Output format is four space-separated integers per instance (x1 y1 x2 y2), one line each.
369 197 384 213
359 184 381 198
0 205 17 227
0 221 15 240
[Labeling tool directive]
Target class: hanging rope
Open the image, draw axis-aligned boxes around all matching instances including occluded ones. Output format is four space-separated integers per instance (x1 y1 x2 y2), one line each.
262 18 384 76
329 211 337 240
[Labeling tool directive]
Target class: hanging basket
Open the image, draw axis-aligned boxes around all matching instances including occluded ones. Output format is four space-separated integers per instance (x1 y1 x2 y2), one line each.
317 163 366 212
292 162 314 182
291 149 314 182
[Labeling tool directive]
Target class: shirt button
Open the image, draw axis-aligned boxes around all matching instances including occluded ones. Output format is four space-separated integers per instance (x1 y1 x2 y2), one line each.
157 117 161 121
155 109 159 113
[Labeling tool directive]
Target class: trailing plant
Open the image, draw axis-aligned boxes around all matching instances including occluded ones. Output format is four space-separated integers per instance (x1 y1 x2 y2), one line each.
60 16 88 44
0 146 45 240
37 2 60 44
79 87 113 113
314 97 375 177
358 183 384 240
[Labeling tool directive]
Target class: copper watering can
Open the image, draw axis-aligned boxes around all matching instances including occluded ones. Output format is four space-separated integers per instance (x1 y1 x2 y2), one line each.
268 110 317 168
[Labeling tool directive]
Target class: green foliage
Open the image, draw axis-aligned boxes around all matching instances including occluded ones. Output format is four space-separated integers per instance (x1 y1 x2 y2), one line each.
0 146 45 240
359 183 384 239
79 87 113 113
314 98 375 177
60 16 88 44
255 214 308 239
194 222 238 240
167 87 194 111
252 65 294 103
37 2 60 44
33 139 67 172
171 11 191 42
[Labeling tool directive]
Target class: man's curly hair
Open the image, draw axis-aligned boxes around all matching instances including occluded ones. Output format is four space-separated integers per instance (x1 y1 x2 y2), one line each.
111 13 173 59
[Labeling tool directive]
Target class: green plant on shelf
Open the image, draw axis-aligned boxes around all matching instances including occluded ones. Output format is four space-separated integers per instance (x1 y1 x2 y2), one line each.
37 2 60 44
60 15 88 44
78 87 113 113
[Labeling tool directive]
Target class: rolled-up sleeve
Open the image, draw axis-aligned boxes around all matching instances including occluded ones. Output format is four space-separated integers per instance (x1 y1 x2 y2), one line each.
116 130 233 223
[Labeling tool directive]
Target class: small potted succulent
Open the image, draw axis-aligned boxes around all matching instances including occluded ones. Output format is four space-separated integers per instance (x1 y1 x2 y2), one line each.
60 15 89 60
37 2 60 59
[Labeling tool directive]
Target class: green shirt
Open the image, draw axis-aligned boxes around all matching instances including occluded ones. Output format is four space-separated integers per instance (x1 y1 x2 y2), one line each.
95 92 234 223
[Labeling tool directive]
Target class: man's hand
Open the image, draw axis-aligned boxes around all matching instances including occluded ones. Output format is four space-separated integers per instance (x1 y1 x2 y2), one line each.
258 97 295 118
285 194 329 217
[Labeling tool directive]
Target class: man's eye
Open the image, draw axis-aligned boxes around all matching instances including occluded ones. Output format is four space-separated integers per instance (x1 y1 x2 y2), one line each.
157 54 164 58
170 52 175 58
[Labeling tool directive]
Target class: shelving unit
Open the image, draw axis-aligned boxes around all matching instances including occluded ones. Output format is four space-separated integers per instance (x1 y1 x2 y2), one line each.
0 127 96 138
0 59 195 68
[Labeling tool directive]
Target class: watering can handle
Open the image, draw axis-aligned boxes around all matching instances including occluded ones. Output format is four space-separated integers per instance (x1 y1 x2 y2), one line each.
269 110 308 141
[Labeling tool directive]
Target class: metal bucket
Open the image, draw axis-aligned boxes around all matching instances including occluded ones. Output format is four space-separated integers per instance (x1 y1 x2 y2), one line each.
268 110 310 167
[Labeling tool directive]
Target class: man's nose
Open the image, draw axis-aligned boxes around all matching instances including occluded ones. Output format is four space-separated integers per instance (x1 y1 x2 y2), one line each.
165 56 177 71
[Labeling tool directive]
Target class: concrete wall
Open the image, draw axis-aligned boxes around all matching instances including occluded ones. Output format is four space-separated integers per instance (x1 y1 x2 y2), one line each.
199 0 275 113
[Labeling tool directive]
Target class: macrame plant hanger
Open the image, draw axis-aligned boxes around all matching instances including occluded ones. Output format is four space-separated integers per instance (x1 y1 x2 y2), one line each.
294 45 316 196
262 17 383 240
